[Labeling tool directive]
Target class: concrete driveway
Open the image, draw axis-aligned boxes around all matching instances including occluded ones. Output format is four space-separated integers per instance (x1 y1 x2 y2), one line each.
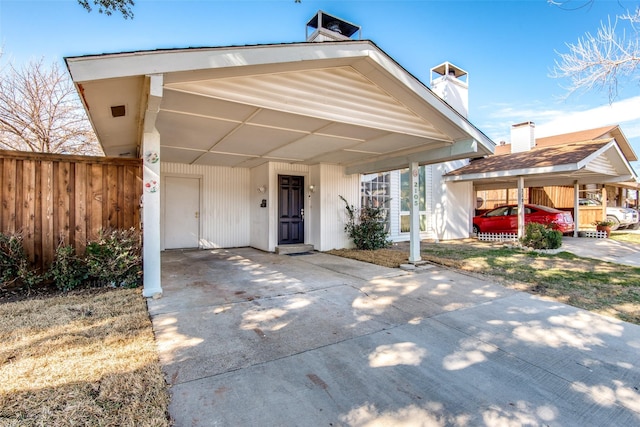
148 248 640 426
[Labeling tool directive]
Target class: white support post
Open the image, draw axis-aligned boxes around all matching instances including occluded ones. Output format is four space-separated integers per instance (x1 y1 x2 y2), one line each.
517 176 525 239
573 181 579 237
409 161 421 263
142 75 163 298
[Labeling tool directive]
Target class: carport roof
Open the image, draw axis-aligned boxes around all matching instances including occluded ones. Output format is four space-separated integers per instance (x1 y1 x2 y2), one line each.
444 139 638 190
65 40 495 174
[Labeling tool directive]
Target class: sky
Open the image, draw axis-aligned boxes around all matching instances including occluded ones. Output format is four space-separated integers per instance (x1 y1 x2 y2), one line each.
1 0 639 172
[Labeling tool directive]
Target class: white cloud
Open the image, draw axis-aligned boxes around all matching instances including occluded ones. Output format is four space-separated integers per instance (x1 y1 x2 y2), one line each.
534 96 640 138
477 96 640 168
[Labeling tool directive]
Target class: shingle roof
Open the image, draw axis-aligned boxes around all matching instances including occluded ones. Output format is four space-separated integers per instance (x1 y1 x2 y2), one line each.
446 139 611 176
535 125 618 148
486 124 636 163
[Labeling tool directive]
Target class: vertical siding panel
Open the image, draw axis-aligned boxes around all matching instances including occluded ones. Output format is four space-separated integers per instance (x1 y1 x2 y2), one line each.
89 164 103 239
56 162 71 245
75 163 88 254
54 162 70 244
424 165 434 239
41 161 55 267
21 160 36 263
106 164 118 228
161 162 251 248
0 152 140 270
33 161 43 268
123 165 136 229
15 160 24 233
319 164 359 251
116 165 125 228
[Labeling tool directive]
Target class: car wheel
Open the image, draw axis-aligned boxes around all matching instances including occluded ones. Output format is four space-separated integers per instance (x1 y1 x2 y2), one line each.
630 222 640 230
472 225 480 235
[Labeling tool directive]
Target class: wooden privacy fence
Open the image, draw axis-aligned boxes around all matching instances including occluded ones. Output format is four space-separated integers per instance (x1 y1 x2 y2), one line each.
0 150 142 270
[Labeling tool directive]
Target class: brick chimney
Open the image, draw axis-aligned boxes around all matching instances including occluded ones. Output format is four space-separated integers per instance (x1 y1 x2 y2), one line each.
510 122 535 153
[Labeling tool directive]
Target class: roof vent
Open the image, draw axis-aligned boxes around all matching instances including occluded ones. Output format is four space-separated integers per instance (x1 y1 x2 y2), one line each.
327 21 342 34
110 105 126 118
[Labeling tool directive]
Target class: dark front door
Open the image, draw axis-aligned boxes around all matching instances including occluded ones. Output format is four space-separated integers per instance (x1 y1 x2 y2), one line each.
278 175 304 245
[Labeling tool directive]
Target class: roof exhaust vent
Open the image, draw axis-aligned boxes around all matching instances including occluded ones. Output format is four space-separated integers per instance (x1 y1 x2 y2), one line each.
327 21 342 34
111 105 126 118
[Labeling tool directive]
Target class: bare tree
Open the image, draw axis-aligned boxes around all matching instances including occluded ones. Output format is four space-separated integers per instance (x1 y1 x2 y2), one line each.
0 58 103 155
77 0 135 19
550 1 640 101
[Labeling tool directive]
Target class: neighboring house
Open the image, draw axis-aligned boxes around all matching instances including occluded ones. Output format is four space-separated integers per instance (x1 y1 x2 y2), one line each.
445 122 639 235
65 11 495 297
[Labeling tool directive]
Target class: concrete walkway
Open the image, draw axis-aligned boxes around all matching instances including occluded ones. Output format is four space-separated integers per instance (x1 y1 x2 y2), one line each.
561 235 640 267
148 248 640 426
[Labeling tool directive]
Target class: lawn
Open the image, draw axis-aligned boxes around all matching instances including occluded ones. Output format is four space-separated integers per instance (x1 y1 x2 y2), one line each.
329 237 640 325
0 288 170 426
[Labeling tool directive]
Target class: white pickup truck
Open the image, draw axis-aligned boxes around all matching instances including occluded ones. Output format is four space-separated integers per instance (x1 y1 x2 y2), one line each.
579 198 639 230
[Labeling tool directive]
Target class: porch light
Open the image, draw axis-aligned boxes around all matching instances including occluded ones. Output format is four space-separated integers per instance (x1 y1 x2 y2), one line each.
257 185 267 193
309 184 316 193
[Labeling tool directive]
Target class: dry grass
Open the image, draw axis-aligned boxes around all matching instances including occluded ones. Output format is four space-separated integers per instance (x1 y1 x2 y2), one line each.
327 248 408 268
328 240 640 325
0 288 170 426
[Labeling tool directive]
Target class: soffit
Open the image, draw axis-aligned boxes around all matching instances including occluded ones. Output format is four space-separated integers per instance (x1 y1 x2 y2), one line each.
68 41 495 171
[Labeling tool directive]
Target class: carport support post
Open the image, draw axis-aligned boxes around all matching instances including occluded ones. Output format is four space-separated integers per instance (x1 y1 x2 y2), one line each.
409 161 422 263
142 128 162 298
517 176 525 239
573 181 579 237
142 74 163 298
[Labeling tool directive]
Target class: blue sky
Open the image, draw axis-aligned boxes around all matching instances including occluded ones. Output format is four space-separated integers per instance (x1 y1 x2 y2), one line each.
1 0 639 171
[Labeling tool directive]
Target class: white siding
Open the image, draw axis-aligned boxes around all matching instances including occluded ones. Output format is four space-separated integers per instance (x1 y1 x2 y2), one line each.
250 163 270 251
161 162 250 249
318 164 360 251
444 181 473 239
423 165 435 239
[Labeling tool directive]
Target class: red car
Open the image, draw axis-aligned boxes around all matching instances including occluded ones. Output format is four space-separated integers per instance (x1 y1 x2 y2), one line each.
473 204 574 234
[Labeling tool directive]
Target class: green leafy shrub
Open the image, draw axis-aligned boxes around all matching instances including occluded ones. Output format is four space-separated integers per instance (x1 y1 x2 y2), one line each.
0 231 44 289
50 243 88 292
521 222 562 250
340 195 391 250
85 228 142 288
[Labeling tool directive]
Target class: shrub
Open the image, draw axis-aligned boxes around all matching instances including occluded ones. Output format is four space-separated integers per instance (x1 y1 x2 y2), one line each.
84 228 142 288
0 231 44 289
521 222 562 250
340 195 391 250
49 242 88 292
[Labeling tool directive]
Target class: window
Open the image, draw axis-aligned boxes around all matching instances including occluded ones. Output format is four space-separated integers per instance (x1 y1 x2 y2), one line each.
400 167 427 232
361 172 391 228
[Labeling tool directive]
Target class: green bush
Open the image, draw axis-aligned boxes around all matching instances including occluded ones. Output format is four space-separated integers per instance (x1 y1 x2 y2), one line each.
521 222 563 250
50 243 88 292
0 231 44 289
84 228 142 288
340 195 391 250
